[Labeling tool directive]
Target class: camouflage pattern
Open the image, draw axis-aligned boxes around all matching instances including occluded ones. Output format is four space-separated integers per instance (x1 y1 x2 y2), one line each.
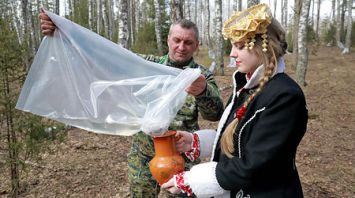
128 54 224 197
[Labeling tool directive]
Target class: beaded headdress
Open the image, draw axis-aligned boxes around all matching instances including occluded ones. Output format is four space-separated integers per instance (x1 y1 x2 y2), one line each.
222 3 272 52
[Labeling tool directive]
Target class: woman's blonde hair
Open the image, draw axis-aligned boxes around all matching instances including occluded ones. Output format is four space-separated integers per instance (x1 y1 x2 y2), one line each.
220 18 287 158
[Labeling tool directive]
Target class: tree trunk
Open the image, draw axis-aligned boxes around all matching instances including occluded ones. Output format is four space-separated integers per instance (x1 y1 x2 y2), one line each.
135 0 140 34
215 0 224 76
1 67 19 198
198 0 203 42
55 0 59 15
170 0 184 22
88 0 92 30
205 0 211 48
296 0 311 86
29 2 39 53
21 0 30 71
293 0 302 68
154 0 163 55
311 0 314 27
233 0 242 11
340 0 347 43
102 1 108 37
70 0 75 19
130 0 135 45
10 1 22 44
284 0 288 29
247 0 260 8
184 0 191 20
331 0 336 23
194 0 197 23
96 0 102 34
315 0 321 36
119 0 129 48
273 0 277 18
342 0 353 54
281 0 288 29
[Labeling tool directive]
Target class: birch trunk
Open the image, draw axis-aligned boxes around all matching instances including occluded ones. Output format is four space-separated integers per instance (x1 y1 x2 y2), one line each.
215 0 224 75
88 0 92 30
102 1 108 37
130 0 135 45
281 0 288 29
284 0 288 29
119 0 129 48
194 0 197 23
70 0 74 19
96 0 102 34
198 0 203 42
281 0 285 27
293 0 302 68
10 1 22 44
332 0 336 23
233 0 242 12
315 0 321 36
153 0 163 55
204 0 211 48
248 0 260 8
170 0 184 22
342 0 353 54
227 0 231 17
336 0 343 46
273 0 277 18
296 0 311 86
135 0 140 33
55 0 59 15
184 0 191 20
29 2 39 53
21 0 30 70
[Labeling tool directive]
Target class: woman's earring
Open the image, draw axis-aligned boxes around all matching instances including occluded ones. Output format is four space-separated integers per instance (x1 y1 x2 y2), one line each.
262 33 268 52
245 39 249 48
249 35 256 50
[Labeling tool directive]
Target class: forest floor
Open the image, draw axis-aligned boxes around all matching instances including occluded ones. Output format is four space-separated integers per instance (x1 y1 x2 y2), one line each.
0 46 354 197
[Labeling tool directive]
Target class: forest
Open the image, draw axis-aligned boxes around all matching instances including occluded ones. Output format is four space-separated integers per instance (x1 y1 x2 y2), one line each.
0 0 354 197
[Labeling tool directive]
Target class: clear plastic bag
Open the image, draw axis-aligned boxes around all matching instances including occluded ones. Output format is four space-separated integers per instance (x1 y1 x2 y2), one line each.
16 10 201 136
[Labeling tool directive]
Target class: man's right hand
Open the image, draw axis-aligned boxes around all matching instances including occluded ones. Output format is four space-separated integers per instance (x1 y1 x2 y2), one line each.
39 8 56 35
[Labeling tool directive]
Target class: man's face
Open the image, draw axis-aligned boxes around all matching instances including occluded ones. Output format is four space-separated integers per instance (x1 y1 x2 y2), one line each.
167 25 199 64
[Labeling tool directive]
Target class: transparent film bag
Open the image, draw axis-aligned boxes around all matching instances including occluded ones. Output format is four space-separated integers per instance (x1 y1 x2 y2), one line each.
16 10 201 136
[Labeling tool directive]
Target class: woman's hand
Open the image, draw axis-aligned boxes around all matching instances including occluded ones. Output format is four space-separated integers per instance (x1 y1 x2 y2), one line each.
161 177 182 194
175 131 193 153
39 8 56 35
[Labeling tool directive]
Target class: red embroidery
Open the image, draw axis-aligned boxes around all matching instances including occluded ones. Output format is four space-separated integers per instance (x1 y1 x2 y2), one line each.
175 172 193 196
184 133 200 161
235 106 247 120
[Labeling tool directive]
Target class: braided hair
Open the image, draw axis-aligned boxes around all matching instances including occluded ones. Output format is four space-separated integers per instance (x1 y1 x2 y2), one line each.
221 18 287 158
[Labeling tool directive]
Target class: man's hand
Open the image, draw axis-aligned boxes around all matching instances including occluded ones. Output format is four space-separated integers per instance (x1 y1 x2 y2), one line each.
39 8 56 35
185 74 207 96
175 131 193 153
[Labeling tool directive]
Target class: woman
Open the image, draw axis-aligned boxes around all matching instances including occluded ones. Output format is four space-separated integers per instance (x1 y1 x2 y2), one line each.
161 4 308 198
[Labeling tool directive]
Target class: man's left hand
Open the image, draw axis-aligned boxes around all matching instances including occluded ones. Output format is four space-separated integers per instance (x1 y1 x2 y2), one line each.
185 74 207 96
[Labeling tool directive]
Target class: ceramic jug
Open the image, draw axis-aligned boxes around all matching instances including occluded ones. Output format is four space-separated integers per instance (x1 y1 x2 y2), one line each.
149 130 185 185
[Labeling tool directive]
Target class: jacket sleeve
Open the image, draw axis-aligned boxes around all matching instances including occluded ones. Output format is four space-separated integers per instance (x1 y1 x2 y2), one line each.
195 67 224 121
215 89 308 190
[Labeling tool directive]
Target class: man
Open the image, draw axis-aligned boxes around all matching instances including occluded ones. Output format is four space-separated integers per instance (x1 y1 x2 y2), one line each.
39 10 224 197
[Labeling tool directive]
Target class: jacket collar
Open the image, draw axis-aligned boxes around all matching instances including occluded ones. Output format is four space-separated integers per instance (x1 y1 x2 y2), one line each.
159 54 195 69
233 56 286 92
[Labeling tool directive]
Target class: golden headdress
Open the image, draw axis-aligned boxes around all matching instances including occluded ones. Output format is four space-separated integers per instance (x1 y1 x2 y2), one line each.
222 3 272 51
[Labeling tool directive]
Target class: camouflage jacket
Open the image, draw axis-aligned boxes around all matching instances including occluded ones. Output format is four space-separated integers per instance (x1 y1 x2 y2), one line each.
140 54 224 132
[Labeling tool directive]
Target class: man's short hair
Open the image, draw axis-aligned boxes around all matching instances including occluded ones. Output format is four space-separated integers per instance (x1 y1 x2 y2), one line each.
169 19 199 41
